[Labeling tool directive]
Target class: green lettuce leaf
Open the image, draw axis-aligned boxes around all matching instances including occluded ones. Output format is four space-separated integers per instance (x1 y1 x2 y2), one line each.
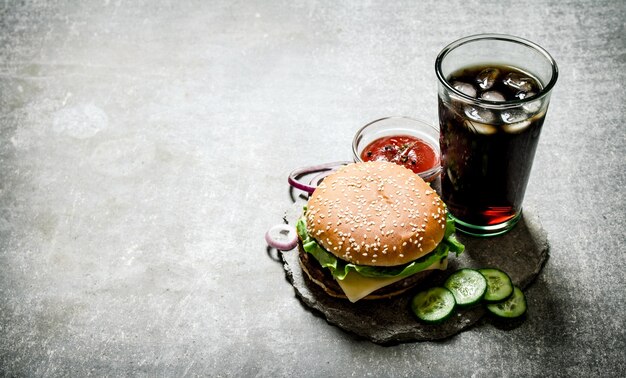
444 216 465 256
296 213 464 280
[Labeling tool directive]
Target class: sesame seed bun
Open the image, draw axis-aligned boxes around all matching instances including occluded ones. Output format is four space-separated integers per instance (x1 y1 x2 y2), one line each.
305 161 447 267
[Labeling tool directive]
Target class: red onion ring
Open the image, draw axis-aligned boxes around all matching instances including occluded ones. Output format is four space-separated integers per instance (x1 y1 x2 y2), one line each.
288 161 351 194
309 170 334 188
265 224 298 251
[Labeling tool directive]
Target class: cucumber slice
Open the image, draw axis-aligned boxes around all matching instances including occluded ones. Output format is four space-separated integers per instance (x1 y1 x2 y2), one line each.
411 287 456 324
478 268 514 302
486 286 527 318
444 268 487 306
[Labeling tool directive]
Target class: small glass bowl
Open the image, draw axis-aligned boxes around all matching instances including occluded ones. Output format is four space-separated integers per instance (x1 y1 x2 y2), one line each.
352 116 442 184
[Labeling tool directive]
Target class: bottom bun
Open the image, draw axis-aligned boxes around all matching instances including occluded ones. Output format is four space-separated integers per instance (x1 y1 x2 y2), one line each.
298 248 435 301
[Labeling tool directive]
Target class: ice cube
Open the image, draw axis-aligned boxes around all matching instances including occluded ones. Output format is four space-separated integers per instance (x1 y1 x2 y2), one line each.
501 109 528 124
476 68 500 90
464 105 497 124
515 91 536 100
502 120 531 134
451 81 477 98
480 91 506 102
503 73 533 92
464 120 497 135
523 99 542 114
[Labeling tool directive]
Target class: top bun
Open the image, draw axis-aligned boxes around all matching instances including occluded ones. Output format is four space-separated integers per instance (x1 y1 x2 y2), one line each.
305 161 446 267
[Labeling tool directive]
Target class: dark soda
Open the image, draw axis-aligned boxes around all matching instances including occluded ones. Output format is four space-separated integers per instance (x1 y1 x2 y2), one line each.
439 64 546 226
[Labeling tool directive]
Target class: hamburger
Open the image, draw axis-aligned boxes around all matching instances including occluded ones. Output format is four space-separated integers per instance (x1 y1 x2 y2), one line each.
295 161 464 302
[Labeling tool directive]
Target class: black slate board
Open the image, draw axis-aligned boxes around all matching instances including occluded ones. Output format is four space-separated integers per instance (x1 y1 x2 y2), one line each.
280 202 550 344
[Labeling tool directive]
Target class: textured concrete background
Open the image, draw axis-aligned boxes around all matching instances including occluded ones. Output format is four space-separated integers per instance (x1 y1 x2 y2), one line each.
0 0 624 376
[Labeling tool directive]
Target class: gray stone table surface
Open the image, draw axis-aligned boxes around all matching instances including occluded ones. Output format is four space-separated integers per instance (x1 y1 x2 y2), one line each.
0 0 624 376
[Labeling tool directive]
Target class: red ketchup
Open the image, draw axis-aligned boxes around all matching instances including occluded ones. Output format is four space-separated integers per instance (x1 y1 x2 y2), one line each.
360 135 438 176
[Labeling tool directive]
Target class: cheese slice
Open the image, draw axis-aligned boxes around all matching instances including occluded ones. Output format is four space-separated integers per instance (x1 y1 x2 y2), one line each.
336 257 449 303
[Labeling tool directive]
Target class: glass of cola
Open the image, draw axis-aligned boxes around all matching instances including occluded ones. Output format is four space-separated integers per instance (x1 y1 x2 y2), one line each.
435 34 558 237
